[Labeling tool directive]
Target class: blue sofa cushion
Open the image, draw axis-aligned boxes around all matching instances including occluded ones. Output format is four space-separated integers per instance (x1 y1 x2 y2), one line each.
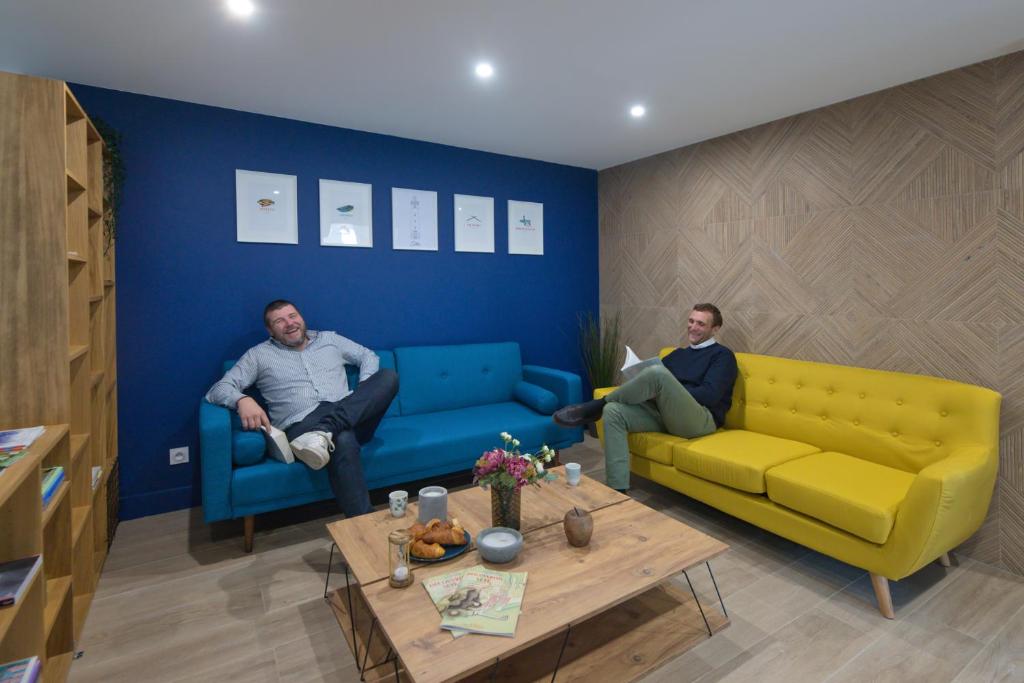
395 342 523 416
361 401 573 484
232 430 266 466
513 381 558 415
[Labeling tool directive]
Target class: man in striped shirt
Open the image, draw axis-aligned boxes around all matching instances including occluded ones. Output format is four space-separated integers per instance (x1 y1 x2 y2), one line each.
206 300 398 516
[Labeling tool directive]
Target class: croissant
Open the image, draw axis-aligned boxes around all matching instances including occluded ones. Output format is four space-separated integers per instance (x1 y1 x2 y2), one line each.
407 522 429 541
411 538 445 559
420 518 468 546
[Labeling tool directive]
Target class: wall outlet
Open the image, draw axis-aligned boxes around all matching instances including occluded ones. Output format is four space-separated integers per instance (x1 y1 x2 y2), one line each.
169 447 189 465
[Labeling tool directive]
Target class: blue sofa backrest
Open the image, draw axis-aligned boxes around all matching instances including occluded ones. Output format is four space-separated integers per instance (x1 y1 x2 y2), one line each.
395 342 523 416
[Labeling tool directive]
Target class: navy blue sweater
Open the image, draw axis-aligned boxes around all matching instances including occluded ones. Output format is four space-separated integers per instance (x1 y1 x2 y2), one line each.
661 344 738 427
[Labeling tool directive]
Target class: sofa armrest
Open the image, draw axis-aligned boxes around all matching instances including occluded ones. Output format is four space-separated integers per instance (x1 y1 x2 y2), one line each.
593 386 616 400
888 445 998 577
199 399 234 523
522 365 582 407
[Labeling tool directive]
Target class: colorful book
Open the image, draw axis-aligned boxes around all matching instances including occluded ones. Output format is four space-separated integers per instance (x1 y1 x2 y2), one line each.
0 427 45 459
0 556 42 608
439 566 528 637
41 467 64 507
0 656 41 683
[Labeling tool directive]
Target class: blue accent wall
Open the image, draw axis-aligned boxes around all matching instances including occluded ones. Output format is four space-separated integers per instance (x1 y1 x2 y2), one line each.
71 85 598 520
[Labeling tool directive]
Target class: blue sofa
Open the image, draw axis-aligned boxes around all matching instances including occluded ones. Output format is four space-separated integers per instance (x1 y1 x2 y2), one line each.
200 342 584 549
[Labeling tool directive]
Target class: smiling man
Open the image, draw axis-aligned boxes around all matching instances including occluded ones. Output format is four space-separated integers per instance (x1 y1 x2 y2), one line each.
553 303 737 492
205 299 397 517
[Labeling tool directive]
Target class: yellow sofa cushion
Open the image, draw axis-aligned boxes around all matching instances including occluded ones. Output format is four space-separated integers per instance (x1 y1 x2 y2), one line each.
765 451 916 544
672 430 821 494
627 432 686 465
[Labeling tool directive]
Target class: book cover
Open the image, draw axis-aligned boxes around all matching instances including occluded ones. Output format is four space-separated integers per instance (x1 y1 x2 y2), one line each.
260 425 294 464
439 567 528 637
41 469 64 507
0 656 41 683
0 556 42 608
422 566 472 638
620 345 662 381
0 426 45 454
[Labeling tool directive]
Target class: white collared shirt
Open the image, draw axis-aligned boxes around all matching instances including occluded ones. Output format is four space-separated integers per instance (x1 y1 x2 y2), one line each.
690 337 718 350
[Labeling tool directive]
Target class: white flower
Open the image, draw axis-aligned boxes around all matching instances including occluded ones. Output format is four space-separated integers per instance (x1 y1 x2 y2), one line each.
512 439 520 447
500 432 511 441
544 452 553 462
535 462 545 475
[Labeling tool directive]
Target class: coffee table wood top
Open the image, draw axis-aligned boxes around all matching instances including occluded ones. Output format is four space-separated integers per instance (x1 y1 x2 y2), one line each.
326 466 628 585
360 498 728 683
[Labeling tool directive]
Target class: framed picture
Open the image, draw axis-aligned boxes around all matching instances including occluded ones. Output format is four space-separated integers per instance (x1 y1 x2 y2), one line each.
236 170 298 244
392 187 438 251
320 179 373 248
508 200 543 255
454 194 494 253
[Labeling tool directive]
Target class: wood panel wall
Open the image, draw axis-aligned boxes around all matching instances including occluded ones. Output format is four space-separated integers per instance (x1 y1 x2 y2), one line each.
598 50 1024 573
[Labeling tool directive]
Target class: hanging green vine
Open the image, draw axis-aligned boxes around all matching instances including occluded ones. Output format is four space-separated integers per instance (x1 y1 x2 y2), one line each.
92 117 125 253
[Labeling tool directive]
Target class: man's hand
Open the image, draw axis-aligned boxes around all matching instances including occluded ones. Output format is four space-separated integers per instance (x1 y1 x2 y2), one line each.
237 396 271 431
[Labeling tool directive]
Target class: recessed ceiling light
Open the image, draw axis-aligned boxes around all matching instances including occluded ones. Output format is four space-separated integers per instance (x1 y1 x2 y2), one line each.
630 105 646 119
226 0 255 18
475 62 494 79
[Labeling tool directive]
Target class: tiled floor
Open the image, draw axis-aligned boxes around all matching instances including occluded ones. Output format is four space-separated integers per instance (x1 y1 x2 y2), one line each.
69 436 1024 682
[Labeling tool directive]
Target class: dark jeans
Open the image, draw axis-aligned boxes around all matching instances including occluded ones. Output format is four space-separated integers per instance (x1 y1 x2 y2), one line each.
285 368 398 517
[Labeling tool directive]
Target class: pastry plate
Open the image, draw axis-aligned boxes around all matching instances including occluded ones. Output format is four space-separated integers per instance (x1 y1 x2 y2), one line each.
411 530 472 563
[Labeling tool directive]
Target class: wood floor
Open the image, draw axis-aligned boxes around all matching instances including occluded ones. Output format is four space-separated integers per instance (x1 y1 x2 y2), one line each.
69 437 1024 682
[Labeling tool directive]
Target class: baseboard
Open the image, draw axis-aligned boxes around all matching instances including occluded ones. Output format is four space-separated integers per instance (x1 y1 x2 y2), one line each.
119 485 198 520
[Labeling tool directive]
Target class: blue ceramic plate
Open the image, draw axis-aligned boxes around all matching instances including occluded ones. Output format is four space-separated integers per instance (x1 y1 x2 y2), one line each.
411 530 472 563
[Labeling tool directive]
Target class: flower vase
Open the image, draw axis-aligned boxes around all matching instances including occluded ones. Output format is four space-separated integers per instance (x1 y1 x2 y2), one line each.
490 486 522 531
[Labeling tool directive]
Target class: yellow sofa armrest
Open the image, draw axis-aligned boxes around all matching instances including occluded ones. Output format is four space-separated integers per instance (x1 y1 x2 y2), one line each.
887 444 997 577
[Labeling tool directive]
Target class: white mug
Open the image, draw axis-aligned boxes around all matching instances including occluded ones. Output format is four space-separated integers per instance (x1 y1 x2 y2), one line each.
565 462 582 486
389 490 408 517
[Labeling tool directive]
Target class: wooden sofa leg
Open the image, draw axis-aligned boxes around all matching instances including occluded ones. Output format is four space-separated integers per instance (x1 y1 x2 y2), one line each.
869 573 895 619
938 552 952 567
244 515 254 553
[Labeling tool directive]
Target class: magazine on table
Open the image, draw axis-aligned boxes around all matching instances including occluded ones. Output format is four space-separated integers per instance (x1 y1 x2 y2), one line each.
620 345 661 381
422 567 470 638
438 566 528 637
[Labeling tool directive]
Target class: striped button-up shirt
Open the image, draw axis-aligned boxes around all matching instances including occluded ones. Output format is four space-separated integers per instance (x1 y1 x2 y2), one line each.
205 330 380 429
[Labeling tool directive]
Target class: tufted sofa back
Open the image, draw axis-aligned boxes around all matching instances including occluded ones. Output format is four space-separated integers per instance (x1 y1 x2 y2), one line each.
394 342 523 416
717 352 1001 474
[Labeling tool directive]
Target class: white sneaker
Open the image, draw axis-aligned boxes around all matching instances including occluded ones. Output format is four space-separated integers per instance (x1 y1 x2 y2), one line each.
289 431 334 470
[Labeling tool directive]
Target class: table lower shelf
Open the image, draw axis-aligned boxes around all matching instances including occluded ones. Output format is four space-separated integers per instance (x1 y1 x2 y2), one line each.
327 579 729 683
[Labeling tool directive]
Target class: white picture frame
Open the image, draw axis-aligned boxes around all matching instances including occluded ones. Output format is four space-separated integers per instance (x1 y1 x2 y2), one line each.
236 169 298 244
392 187 438 251
508 200 544 255
319 179 373 248
454 194 495 253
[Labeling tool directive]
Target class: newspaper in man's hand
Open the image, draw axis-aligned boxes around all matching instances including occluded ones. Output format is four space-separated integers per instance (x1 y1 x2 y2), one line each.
620 345 662 381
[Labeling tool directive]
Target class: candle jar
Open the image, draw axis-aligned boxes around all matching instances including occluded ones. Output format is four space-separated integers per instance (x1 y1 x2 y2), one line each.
388 529 414 588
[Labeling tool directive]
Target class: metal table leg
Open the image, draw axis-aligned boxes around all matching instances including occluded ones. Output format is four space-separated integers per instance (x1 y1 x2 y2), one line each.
682 570 712 637
550 624 572 682
706 561 727 618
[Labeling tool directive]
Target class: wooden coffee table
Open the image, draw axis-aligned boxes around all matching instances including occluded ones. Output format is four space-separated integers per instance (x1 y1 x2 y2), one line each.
325 467 729 682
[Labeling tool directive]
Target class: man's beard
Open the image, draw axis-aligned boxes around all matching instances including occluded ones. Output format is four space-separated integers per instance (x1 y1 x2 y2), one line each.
276 326 307 347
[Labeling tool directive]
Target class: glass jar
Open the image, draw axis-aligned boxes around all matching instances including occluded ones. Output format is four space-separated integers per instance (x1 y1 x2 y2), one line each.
388 529 414 588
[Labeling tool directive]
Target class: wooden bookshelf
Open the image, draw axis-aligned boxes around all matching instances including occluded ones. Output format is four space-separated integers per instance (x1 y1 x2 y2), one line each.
0 71 118 682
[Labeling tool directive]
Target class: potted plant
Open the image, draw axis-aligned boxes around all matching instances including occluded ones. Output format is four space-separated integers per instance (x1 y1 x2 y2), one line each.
576 311 623 434
472 432 555 530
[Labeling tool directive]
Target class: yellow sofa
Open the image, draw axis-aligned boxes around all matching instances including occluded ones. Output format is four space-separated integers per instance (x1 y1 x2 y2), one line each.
596 350 1001 618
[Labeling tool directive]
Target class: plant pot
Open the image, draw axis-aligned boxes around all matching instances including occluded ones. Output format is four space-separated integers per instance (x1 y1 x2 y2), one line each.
490 487 522 531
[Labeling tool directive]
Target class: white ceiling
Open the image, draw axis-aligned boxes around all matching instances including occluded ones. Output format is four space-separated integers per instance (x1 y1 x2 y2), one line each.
2 1 1023 170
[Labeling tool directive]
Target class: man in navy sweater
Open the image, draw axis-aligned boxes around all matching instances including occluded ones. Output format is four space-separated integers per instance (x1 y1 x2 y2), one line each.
554 303 738 491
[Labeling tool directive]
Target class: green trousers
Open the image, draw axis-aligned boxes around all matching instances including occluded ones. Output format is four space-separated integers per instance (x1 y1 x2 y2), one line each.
603 364 716 490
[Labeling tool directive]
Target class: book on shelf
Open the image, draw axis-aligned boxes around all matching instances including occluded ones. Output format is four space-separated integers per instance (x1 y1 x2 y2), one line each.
260 425 294 464
41 466 65 506
0 656 41 683
0 555 42 608
436 565 528 637
0 426 46 472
